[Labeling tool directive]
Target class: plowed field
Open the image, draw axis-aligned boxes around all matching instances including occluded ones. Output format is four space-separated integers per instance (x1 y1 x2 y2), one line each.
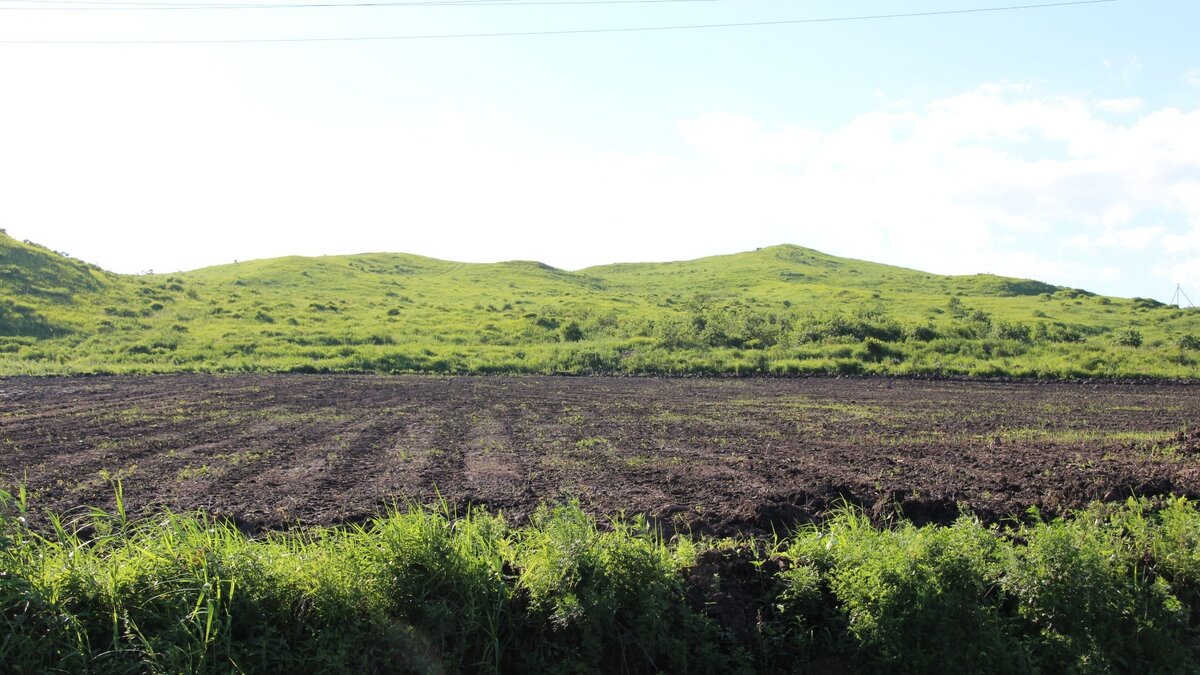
2 375 1198 534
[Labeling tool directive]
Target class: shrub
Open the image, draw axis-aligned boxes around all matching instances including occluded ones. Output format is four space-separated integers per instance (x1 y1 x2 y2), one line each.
855 338 902 363
554 347 617 373
793 311 904 344
511 504 733 674
654 317 698 350
1006 516 1191 672
371 507 511 671
907 324 939 342
1132 297 1167 310
833 359 864 375
789 513 1022 674
1114 327 1143 348
561 322 584 342
1034 322 1084 344
6 491 1200 674
992 321 1032 343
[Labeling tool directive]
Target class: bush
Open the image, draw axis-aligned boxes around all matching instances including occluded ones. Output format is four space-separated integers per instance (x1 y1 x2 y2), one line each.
907 324 939 342
1132 297 1167 310
992 321 1032 343
371 507 510 671
1114 327 1144 348
1006 515 1191 672
6 493 1200 674
793 311 904 344
561 322 584 342
947 296 967 318
786 513 1020 674
512 504 734 674
855 338 902 363
1034 322 1084 344
654 317 698 350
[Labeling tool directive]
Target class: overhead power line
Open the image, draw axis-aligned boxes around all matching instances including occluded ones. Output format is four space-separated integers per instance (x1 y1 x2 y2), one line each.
0 0 1119 44
0 0 726 10
3 0 510 2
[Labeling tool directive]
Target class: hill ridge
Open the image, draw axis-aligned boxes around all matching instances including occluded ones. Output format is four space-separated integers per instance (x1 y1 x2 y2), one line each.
1 231 1196 378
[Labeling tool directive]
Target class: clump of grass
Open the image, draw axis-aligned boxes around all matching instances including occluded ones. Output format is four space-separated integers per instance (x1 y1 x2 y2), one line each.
4 485 1200 673
1005 506 1191 672
785 509 1022 673
509 504 734 673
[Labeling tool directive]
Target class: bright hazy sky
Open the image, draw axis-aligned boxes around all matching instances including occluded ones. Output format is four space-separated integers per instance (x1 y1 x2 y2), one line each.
1 0 1198 301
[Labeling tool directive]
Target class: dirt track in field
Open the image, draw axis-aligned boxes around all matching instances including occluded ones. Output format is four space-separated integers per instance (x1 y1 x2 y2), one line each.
1 375 1198 535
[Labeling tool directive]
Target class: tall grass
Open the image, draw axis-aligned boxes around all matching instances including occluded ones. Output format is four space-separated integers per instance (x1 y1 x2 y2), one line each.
4 487 1200 673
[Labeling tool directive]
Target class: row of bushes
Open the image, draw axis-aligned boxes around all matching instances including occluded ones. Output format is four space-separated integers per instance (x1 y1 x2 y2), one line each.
5 334 1199 379
647 307 1130 352
3 489 1200 674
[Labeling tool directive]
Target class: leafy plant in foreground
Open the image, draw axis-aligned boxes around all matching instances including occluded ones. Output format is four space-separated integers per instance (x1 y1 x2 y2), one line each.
4 488 1200 673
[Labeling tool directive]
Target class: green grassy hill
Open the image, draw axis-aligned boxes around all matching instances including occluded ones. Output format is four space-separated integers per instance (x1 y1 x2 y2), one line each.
2 231 1198 378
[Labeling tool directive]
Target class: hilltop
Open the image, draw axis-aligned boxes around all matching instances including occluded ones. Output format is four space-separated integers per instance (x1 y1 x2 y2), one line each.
1 232 1197 378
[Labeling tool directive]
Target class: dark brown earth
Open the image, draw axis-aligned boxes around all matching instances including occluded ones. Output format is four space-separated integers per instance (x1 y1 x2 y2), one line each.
1 375 1198 535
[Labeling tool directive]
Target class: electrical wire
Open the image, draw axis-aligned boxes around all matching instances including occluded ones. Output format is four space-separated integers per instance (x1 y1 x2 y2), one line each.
0 0 510 2
0 0 1119 44
0 0 726 10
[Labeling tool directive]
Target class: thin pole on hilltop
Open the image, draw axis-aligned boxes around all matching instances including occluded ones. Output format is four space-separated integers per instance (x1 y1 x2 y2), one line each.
1170 284 1195 308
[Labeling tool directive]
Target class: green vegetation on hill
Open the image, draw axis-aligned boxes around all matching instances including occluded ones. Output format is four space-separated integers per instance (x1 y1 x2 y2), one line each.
2 231 1198 378
4 488 1200 674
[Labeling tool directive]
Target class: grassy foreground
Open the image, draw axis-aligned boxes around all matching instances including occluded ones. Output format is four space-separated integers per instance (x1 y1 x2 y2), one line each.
3 488 1200 674
4 232 1199 379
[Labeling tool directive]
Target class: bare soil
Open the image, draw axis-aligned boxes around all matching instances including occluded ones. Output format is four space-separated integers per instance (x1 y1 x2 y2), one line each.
2 375 1198 535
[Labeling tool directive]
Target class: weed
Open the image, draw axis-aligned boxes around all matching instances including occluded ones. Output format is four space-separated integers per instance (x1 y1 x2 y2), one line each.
3 490 1200 673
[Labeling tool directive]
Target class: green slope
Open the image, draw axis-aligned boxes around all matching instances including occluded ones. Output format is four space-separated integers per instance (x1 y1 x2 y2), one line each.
0 234 116 339
1 233 1197 378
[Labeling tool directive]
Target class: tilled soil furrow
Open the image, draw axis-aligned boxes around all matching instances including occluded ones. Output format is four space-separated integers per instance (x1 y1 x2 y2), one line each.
2 374 1199 535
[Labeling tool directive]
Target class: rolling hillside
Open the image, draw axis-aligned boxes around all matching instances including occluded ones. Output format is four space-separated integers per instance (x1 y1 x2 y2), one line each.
1 231 1197 378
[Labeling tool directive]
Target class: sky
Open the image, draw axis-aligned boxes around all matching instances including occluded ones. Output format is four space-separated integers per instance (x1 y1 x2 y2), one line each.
1 0 1198 301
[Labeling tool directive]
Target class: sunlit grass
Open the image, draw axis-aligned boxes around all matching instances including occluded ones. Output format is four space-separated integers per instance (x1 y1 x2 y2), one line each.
4 234 1199 379
4 484 1200 674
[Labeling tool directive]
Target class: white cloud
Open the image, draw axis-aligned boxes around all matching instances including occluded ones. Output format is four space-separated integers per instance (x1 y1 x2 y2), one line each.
1188 69 1200 88
2 74 1199 300
670 88 1200 297
1064 225 1164 251
1097 97 1144 114
678 112 820 167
